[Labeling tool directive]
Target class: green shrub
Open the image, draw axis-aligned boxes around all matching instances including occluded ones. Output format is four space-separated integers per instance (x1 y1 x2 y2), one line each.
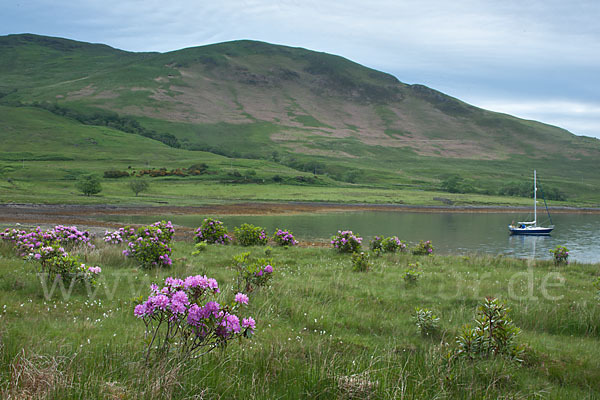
192 241 208 255
404 265 422 285
104 170 129 178
549 245 569 265
412 240 434 255
76 174 102 196
414 308 440 337
381 236 406 253
234 223 268 246
454 297 524 362
351 251 371 272
369 235 383 251
232 252 274 292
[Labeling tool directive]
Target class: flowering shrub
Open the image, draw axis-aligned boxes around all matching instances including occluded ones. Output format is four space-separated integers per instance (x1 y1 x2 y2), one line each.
123 221 174 268
351 251 371 272
235 223 268 247
195 218 231 245
42 254 91 285
51 225 94 250
272 228 299 247
2 226 101 287
454 297 524 362
381 236 406 253
369 236 383 251
549 245 569 265
331 230 362 253
414 308 440 337
7 225 95 258
232 252 274 292
31 243 100 286
103 227 136 244
412 240 434 255
134 275 255 361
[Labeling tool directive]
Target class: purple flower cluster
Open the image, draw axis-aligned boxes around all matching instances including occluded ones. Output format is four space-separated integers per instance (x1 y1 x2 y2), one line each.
103 227 136 244
331 230 362 253
86 265 102 274
3 225 94 258
0 228 27 243
273 229 299 246
135 275 255 359
52 225 94 248
195 218 231 245
123 221 174 268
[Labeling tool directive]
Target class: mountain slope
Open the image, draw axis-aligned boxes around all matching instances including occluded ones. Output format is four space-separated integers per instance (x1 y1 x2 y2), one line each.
1 34 599 204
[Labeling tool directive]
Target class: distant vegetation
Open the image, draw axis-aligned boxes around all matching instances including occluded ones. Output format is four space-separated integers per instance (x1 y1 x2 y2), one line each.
24 101 182 149
76 174 102 196
440 175 566 201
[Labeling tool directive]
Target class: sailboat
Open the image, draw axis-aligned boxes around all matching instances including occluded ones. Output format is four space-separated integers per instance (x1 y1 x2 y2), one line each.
508 170 554 235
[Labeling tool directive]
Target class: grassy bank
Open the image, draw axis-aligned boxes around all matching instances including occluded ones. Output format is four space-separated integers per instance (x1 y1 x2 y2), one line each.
1 235 599 399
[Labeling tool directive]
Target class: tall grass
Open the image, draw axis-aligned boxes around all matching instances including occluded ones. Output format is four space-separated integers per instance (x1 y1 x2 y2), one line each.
0 238 599 398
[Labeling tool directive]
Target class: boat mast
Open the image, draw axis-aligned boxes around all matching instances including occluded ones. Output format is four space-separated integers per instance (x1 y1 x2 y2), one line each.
534 169 537 227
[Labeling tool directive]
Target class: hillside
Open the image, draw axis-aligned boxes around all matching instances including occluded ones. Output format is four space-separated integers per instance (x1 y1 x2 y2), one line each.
1 33 599 205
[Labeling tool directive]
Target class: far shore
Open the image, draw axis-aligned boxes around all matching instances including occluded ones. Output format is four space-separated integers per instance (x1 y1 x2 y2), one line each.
1 201 599 228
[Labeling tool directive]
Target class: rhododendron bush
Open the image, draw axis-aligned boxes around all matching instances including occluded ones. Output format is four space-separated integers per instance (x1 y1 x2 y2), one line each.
331 230 362 253
235 223 268 247
232 252 274 293
134 275 255 361
194 218 231 245
123 221 174 268
1 225 100 286
272 228 298 247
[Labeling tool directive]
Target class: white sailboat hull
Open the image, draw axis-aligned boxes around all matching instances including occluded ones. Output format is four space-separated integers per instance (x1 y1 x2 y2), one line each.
508 225 554 235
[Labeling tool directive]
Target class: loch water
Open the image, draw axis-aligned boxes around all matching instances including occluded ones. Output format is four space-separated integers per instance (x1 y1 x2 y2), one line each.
96 211 600 263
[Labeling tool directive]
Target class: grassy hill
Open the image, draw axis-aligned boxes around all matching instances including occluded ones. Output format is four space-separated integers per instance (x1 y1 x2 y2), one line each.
1 34 599 206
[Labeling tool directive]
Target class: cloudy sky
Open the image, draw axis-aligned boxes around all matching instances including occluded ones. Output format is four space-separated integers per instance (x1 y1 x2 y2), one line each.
2 0 599 138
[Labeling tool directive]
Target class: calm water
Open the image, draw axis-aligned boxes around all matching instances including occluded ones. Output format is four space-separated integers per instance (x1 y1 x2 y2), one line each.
95 212 600 264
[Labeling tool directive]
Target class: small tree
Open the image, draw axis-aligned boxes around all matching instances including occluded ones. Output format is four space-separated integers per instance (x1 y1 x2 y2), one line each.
76 174 102 196
129 179 149 197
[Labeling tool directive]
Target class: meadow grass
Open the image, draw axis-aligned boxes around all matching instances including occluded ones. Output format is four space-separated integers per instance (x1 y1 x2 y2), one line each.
1 232 599 399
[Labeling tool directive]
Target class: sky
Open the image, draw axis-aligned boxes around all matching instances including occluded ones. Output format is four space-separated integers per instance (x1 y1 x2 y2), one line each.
2 0 599 138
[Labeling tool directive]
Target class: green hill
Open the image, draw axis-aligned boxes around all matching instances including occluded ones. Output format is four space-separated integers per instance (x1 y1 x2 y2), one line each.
1 33 599 205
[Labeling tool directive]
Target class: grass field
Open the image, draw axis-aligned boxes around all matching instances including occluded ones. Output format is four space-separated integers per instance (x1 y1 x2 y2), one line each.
1 226 599 399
